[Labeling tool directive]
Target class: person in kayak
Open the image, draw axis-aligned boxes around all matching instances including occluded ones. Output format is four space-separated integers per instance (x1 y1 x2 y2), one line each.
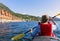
39 15 56 37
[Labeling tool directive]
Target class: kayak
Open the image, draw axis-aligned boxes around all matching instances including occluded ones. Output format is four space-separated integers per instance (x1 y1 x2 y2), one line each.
33 36 60 41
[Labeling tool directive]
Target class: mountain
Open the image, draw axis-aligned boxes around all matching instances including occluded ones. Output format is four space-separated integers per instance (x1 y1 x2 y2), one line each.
0 3 40 21
0 3 14 14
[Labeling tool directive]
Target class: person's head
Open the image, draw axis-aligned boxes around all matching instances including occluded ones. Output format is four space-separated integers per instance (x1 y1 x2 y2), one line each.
41 15 49 23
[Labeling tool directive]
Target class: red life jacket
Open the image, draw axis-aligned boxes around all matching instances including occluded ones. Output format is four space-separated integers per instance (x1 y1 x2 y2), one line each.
39 22 55 37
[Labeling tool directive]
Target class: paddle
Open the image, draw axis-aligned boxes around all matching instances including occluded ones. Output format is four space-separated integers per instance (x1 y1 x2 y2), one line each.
11 33 24 40
11 26 36 41
11 14 60 41
52 14 60 18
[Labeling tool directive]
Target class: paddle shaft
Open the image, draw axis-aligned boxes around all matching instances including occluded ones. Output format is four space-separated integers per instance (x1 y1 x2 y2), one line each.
24 27 36 34
52 14 60 18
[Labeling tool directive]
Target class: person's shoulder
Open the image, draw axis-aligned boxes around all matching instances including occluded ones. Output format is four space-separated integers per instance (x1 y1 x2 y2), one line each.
48 22 52 26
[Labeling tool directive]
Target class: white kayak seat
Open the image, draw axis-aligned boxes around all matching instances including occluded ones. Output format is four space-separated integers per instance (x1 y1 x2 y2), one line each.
33 36 60 41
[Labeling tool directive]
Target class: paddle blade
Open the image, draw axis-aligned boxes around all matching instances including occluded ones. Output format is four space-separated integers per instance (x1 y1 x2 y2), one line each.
56 13 60 16
11 33 24 40
52 14 60 18
55 14 60 18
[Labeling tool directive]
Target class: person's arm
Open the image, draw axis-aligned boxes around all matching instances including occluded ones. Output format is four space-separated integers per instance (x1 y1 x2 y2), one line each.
49 17 56 25
51 19 56 25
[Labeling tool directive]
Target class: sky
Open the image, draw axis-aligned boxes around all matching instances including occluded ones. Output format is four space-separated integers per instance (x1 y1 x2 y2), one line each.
0 0 60 17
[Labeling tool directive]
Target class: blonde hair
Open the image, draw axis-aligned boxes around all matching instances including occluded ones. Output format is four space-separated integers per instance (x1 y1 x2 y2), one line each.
41 15 49 23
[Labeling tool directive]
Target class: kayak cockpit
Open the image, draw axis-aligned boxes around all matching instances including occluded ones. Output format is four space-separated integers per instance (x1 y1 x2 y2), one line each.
33 36 60 41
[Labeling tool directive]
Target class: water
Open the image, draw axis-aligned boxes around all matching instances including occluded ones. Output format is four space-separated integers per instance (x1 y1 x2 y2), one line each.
53 21 60 38
0 21 38 41
0 21 60 41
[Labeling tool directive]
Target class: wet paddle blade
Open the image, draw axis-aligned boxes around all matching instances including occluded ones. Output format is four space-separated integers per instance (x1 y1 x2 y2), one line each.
11 33 24 40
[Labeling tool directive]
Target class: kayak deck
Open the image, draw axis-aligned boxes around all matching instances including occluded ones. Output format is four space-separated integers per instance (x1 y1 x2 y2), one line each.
33 36 60 41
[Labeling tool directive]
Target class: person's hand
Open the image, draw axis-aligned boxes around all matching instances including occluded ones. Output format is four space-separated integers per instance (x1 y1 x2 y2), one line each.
49 17 53 21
